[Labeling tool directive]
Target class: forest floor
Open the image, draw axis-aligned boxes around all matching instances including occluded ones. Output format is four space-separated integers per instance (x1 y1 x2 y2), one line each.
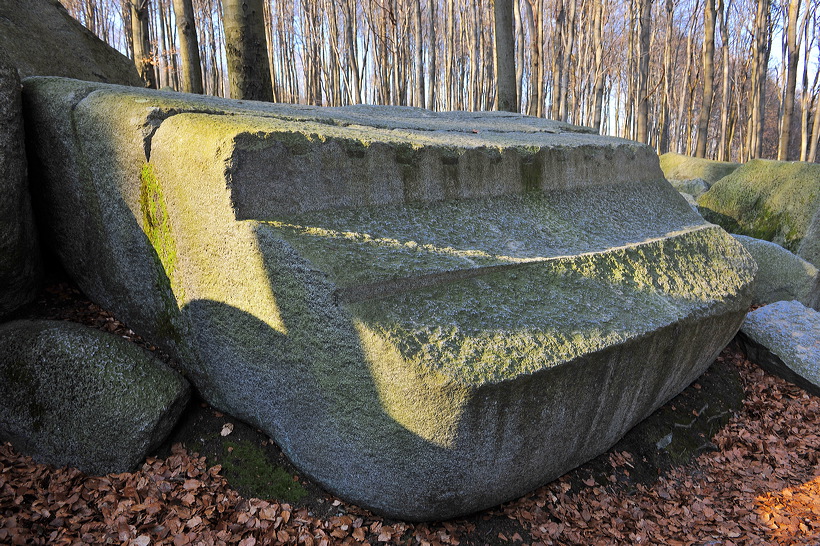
1 280 819 545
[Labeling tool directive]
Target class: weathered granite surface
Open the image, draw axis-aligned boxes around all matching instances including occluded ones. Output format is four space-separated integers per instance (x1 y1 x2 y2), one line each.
0 320 190 475
0 0 142 86
0 51 40 319
732 235 820 310
738 301 820 397
23 77 756 520
698 159 820 267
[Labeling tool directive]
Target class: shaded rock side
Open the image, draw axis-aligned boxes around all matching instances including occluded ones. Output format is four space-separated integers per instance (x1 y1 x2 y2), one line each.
0 320 190 475
23 77 756 521
0 50 40 319
738 301 820 398
697 159 820 267
659 152 740 185
732 235 820 310
0 0 143 86
797 208 820 270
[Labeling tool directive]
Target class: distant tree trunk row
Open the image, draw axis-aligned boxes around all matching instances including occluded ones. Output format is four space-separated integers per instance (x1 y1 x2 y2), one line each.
59 0 820 163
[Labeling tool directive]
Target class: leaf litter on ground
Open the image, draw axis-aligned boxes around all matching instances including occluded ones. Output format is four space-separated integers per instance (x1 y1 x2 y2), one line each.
3 282 820 545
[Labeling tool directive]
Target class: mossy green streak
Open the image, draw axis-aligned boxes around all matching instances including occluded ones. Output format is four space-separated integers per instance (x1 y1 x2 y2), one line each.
140 163 184 302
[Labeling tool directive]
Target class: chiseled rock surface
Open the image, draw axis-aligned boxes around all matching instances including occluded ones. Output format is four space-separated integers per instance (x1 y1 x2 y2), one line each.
0 51 40 319
0 320 190 475
732 235 820 310
0 0 143 86
23 77 755 520
738 301 820 398
698 159 820 268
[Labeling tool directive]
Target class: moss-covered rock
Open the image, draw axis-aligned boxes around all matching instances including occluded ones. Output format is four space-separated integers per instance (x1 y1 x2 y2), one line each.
732 235 819 310
0 320 190 475
22 77 755 520
0 51 41 319
697 159 820 266
659 152 740 185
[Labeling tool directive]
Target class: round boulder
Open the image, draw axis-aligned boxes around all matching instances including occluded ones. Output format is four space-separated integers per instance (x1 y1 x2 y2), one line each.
0 320 190 475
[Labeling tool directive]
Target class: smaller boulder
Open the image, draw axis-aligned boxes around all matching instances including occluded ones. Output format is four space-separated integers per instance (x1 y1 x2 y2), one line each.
733 235 819 310
738 301 820 397
0 320 190 475
669 177 710 198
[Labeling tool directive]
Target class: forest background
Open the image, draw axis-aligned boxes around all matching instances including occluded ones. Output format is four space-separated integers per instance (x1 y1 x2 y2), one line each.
58 0 820 164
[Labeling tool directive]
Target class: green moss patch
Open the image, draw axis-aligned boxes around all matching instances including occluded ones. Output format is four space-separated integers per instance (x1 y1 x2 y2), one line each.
216 440 307 503
659 152 740 184
140 163 183 300
697 159 820 252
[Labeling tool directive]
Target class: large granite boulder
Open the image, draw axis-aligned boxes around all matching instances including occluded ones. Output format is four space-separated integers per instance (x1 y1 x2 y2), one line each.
732 235 820 310
23 77 756 520
738 301 820 398
0 51 40 319
0 320 190 475
659 152 740 186
698 159 820 267
0 0 143 86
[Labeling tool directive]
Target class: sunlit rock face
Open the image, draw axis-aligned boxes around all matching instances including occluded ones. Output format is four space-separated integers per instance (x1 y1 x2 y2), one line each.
23 77 755 521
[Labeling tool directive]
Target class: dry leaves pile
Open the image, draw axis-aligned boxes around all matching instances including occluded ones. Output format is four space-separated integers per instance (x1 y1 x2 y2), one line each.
1 337 818 544
500 349 820 545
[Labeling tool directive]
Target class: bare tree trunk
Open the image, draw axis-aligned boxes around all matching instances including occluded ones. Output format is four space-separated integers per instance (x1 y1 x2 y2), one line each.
717 0 732 161
223 0 273 101
494 0 517 111
558 0 576 121
800 4 817 161
695 0 716 157
172 0 204 93
658 0 674 152
591 0 606 133
428 0 437 110
810 92 820 161
749 0 772 159
155 0 170 87
777 0 801 160
129 0 157 88
413 0 424 108
513 0 523 111
344 0 361 104
552 0 566 119
534 0 544 117
522 0 537 115
636 0 652 143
